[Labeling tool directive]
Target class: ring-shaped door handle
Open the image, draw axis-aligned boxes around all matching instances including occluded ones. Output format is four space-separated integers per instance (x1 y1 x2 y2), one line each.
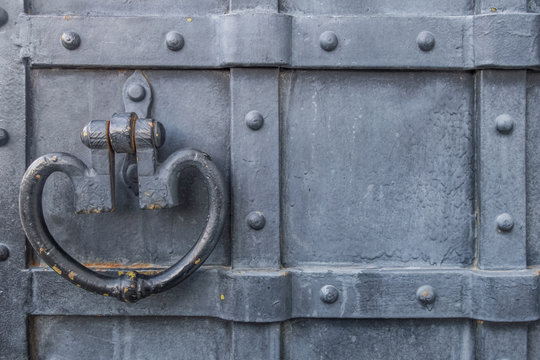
19 149 227 302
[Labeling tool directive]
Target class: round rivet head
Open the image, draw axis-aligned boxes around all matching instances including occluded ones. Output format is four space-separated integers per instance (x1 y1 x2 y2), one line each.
166 31 184 51
247 211 265 230
496 213 514 232
0 244 9 261
416 285 436 305
61 31 81 50
320 285 339 304
0 128 9 146
0 7 8 28
417 31 435 51
495 114 514 134
127 84 146 102
319 31 338 51
245 110 264 131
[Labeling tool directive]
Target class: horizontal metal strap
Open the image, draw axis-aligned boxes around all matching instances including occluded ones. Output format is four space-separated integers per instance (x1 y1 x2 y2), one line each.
27 267 540 322
17 13 540 69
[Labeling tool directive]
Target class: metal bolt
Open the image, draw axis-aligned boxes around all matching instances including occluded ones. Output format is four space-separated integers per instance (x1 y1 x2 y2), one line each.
127 84 146 102
0 128 9 146
245 110 264 131
0 244 9 261
416 285 436 305
166 31 184 51
320 285 339 304
247 211 266 230
319 31 338 51
416 31 435 52
496 213 514 232
61 31 81 50
495 114 514 134
0 7 8 28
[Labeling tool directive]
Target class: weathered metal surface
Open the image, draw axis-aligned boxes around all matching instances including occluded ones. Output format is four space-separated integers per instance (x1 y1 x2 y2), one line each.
1 0 539 358
18 13 540 69
27 267 540 322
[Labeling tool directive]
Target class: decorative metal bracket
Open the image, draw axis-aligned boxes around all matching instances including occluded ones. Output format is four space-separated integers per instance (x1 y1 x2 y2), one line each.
18 71 227 302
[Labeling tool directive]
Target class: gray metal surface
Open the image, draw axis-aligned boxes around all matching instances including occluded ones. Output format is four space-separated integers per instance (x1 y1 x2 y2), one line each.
1 0 539 359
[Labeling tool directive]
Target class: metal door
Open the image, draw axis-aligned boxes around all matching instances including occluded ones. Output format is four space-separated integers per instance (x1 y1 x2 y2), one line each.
1 0 540 359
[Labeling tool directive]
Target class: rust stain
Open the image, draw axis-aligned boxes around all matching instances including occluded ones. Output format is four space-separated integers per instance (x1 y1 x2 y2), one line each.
194 258 201 264
52 265 62 275
64 15 71 20
35 174 41 179
68 271 76 280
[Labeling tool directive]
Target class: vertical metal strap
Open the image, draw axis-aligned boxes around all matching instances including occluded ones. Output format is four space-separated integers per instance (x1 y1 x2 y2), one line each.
230 68 281 270
0 1 29 358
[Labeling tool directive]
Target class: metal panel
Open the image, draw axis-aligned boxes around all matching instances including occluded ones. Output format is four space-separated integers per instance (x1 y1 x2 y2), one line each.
282 319 474 360
281 71 475 267
30 316 231 360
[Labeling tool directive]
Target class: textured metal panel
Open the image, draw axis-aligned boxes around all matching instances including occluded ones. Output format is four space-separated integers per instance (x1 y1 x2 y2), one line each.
476 322 528 360
477 70 527 269
282 319 474 360
31 69 230 266
281 70 474 267
30 316 231 360
230 69 281 269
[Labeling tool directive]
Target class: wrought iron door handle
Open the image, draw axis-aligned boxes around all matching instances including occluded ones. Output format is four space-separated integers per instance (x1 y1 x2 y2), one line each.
18 112 227 302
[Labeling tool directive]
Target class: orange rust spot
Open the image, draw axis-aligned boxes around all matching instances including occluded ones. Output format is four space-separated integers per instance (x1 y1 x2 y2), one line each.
39 247 45 254
35 174 41 179
68 271 76 280
194 258 201 264
64 15 71 20
123 287 129 293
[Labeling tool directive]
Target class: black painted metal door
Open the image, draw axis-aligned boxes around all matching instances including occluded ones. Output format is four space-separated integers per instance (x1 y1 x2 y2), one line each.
1 0 540 359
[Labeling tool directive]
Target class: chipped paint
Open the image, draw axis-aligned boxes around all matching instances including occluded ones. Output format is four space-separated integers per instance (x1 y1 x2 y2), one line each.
195 258 201 264
220 294 225 300
52 265 62 275
68 271 76 280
